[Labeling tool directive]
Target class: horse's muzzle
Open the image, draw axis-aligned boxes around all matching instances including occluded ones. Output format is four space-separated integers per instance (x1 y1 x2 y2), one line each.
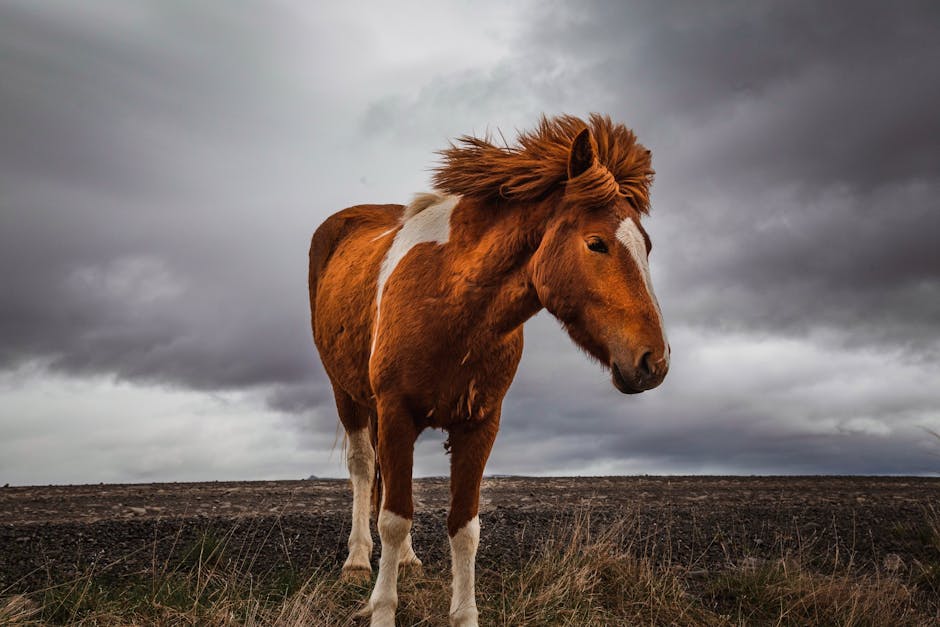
611 352 667 394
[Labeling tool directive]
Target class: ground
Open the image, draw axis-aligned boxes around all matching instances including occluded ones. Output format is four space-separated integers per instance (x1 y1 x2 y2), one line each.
2 476 938 590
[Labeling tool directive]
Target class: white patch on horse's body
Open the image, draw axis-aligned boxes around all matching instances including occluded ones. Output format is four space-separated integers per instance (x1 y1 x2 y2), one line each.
449 516 481 627
368 509 412 626
343 428 374 574
371 193 460 354
616 217 670 365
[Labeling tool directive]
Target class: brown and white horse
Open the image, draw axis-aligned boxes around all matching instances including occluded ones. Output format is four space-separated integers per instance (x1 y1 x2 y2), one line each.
308 114 669 626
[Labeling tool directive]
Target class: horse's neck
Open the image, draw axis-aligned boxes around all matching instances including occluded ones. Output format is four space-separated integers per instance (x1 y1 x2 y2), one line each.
449 197 554 334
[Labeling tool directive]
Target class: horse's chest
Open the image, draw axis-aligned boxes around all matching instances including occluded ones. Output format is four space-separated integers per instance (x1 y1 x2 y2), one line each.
372 329 524 428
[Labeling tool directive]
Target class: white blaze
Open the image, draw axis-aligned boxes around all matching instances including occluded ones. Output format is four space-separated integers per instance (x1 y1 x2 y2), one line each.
615 217 670 366
372 194 459 354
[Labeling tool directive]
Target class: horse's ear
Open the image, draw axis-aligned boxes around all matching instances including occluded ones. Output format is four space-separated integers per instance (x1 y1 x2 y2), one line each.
567 127 597 179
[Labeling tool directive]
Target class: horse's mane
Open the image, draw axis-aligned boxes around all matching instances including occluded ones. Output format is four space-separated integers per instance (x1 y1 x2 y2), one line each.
402 192 454 220
432 113 654 214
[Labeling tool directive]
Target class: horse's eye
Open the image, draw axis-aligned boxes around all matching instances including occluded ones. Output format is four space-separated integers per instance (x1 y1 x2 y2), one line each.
586 237 608 254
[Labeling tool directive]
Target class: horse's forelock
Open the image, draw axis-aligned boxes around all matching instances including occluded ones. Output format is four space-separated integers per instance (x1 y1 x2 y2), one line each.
565 162 621 207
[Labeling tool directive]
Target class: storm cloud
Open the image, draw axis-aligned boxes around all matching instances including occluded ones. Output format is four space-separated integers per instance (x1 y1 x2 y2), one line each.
1 1 939 484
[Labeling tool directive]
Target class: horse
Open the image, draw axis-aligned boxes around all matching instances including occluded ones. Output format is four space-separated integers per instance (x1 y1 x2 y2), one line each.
308 114 669 627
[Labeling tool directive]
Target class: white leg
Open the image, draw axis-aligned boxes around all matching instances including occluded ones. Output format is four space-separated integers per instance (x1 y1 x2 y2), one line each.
449 516 480 627
368 509 410 627
343 428 374 574
399 528 422 568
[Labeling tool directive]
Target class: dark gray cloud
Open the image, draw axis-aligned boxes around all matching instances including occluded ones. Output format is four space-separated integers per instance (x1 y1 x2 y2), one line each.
533 1 940 187
483 316 940 477
518 1 940 355
0 3 342 398
1 1 939 482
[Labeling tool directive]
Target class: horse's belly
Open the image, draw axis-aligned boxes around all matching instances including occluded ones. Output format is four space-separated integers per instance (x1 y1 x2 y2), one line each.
371 316 525 429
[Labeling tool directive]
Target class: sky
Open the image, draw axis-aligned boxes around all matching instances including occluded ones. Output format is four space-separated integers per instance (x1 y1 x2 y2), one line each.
2 1 939 485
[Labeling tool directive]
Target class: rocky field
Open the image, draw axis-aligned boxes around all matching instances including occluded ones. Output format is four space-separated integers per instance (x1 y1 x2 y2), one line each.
2 475 938 591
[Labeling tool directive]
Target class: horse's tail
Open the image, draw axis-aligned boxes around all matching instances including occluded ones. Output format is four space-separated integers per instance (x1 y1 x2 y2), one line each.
369 412 382 523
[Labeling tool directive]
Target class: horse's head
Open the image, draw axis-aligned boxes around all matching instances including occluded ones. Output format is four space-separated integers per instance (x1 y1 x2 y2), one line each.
531 128 669 394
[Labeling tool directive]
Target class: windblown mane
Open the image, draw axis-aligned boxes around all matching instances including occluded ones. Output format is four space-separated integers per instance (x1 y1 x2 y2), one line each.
432 113 654 213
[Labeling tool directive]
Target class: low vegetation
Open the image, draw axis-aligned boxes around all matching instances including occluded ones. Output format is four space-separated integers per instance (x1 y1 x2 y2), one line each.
2 510 938 626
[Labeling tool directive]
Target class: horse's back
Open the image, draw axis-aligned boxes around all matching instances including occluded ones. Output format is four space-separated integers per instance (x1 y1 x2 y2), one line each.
309 203 403 405
309 204 402 287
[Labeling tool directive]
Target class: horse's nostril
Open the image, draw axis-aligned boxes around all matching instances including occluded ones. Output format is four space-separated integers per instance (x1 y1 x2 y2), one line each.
637 350 654 378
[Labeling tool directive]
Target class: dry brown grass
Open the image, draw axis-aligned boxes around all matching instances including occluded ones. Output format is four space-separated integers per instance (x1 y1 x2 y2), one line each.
2 512 938 626
702 560 925 626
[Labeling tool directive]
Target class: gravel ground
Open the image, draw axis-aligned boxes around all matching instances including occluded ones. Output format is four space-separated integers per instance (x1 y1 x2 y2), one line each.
2 476 938 590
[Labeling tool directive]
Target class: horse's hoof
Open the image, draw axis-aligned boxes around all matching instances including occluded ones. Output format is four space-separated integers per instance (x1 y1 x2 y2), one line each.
340 566 372 583
353 601 372 619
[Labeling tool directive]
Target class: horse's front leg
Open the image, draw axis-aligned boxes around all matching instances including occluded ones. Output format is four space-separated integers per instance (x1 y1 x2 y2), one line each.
446 415 499 627
366 400 418 627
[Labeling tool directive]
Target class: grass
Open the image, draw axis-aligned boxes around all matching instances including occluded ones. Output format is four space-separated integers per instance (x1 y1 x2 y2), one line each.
2 512 939 626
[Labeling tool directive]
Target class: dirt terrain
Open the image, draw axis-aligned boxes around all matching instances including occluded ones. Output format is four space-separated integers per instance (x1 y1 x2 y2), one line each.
2 476 938 590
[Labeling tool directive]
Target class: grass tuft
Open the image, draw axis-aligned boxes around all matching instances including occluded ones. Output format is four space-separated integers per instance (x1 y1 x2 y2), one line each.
703 560 921 626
